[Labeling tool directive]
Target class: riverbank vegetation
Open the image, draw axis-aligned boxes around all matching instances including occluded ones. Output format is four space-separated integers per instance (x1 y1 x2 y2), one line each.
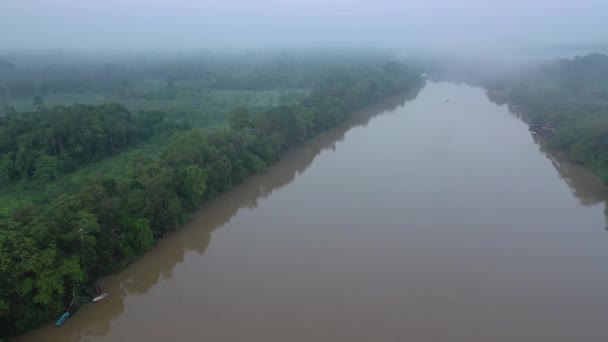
0 53 423 336
482 53 608 183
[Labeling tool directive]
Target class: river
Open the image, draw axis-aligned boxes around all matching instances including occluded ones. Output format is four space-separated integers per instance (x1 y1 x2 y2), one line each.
20 82 608 341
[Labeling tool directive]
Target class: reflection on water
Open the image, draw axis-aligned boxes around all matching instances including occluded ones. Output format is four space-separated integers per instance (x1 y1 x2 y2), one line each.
47 214 213 341
486 89 608 229
23 81 608 342
533 136 608 228
18 87 422 342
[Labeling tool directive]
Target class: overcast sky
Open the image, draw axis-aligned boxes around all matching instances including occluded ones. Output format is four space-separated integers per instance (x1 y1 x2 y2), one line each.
1 0 607 52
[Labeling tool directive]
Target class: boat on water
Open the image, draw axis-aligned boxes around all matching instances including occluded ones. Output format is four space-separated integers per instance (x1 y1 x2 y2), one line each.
54 312 70 327
55 285 76 327
54 289 108 327
92 293 110 303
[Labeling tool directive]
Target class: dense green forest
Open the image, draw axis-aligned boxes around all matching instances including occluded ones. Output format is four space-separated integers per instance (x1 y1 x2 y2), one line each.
484 53 608 182
0 54 422 336
0 104 175 184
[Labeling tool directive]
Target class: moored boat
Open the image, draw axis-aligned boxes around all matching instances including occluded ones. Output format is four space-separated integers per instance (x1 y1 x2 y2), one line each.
92 293 110 303
54 311 70 327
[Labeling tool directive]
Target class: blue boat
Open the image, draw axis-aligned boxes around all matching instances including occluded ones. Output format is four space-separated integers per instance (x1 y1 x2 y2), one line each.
54 311 70 327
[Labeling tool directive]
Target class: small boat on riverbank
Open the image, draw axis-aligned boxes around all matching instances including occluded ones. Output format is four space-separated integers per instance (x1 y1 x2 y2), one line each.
54 312 70 327
529 124 557 136
92 293 110 303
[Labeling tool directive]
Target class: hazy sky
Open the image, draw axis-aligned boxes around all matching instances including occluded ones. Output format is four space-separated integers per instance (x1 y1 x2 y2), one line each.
1 0 607 52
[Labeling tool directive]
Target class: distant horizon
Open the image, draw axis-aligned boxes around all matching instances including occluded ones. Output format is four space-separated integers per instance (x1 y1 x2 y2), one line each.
1 43 607 66
2 0 607 53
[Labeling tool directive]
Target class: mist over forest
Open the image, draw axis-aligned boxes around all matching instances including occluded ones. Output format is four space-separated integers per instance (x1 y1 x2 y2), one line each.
2 0 608 340
2 0 607 54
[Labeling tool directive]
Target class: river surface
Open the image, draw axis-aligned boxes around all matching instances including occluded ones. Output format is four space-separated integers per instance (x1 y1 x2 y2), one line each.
21 82 608 341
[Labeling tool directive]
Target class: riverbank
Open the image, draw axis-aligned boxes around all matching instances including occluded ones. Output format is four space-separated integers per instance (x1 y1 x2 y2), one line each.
1 65 423 337
18 81 608 342
15 84 423 342
483 53 608 184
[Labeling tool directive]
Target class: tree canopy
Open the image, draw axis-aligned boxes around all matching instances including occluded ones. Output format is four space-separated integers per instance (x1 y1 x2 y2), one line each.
490 53 608 183
0 60 423 336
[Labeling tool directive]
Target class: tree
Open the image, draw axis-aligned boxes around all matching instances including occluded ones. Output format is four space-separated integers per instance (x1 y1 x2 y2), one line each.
128 156 182 235
0 58 425 335
228 107 251 131
0 152 15 184
177 164 207 209
32 96 44 108
124 217 154 256
33 154 62 182
14 147 33 181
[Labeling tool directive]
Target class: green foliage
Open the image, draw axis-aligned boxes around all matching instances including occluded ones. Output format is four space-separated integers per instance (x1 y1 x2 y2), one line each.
178 165 207 209
0 103 174 184
228 107 251 131
33 154 62 182
498 53 608 183
0 60 422 336
124 217 154 255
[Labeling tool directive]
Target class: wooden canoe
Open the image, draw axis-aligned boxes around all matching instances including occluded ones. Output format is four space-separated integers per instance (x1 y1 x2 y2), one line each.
54 311 70 327
92 293 110 303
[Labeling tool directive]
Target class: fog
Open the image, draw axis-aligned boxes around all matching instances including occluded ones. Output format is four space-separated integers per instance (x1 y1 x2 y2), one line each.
2 0 607 54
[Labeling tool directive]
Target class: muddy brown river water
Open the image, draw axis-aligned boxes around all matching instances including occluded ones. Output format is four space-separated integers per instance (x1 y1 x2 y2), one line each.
20 82 608 341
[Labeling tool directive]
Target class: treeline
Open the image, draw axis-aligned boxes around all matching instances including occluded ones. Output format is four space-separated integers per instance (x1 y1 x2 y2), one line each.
0 51 394 99
486 53 608 182
0 104 173 185
0 62 423 336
